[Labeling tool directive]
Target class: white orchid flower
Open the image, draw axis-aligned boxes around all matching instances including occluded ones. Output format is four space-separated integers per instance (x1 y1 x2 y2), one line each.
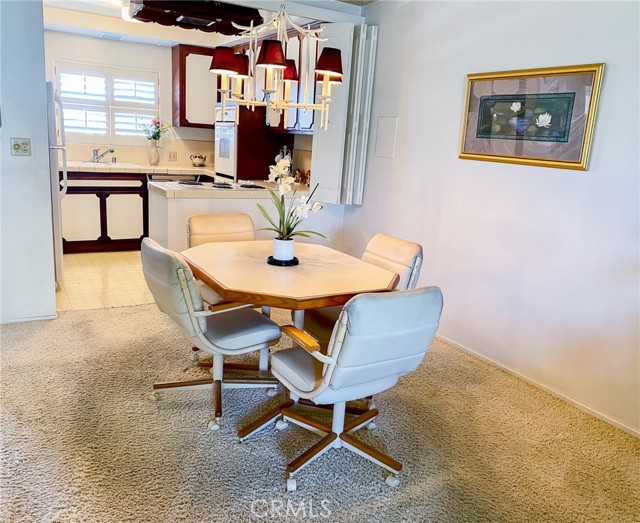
311 202 323 213
510 102 522 113
293 195 311 219
278 182 293 197
535 112 552 128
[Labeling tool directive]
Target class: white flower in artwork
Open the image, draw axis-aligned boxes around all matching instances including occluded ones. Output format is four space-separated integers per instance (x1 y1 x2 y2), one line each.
535 112 552 128
510 102 522 113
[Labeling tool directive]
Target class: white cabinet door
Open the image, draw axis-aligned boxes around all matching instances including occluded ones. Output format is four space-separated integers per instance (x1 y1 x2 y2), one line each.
61 194 101 241
106 193 144 240
185 53 217 126
311 22 354 205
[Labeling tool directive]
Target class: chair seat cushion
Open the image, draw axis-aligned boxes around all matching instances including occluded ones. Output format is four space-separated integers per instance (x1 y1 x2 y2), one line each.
303 306 341 342
271 346 323 393
203 308 281 351
195 279 224 305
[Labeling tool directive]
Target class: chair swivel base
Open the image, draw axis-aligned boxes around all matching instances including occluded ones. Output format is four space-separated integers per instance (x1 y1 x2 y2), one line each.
152 373 279 430
237 400 401 491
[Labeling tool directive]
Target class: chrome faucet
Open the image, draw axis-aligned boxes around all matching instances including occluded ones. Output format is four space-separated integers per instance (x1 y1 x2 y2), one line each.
92 148 114 163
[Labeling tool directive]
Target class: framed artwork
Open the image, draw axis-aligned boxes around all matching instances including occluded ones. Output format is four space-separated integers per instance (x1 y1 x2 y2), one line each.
459 64 604 170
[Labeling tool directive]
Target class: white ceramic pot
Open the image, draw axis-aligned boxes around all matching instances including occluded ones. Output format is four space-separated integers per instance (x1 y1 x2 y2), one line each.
273 238 294 261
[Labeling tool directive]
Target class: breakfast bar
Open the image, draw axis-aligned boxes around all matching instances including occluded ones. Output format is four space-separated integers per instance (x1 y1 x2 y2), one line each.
148 181 345 252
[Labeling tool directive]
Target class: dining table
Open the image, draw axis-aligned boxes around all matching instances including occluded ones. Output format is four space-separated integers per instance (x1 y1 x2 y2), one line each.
180 240 400 329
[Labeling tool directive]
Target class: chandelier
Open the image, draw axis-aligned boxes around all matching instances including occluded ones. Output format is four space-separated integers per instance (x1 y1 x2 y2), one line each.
208 6 343 130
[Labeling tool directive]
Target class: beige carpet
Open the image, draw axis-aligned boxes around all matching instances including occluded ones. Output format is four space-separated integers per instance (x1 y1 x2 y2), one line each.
1 305 638 523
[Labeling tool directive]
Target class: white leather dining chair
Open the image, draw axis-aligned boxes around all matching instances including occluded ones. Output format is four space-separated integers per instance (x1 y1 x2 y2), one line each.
141 238 281 431
187 212 256 306
239 286 444 491
303 233 424 347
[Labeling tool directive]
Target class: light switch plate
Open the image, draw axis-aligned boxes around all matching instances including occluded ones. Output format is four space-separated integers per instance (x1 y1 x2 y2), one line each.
10 137 31 156
167 151 177 161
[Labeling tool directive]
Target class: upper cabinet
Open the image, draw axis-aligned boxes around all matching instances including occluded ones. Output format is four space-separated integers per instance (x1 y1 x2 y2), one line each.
172 45 217 128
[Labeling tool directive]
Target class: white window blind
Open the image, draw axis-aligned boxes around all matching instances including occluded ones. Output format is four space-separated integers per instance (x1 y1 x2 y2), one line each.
56 62 159 144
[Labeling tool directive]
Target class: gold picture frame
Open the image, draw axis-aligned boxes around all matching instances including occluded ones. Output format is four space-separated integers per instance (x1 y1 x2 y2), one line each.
459 64 604 170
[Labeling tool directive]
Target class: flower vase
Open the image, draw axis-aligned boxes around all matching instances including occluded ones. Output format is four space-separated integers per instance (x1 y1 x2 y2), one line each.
273 238 294 261
148 139 160 166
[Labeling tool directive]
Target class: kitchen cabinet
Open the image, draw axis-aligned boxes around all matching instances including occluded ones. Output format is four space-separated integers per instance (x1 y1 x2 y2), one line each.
61 172 148 253
172 44 218 128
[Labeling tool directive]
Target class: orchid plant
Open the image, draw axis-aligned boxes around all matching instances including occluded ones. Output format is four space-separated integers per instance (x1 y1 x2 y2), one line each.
143 118 172 141
257 151 325 241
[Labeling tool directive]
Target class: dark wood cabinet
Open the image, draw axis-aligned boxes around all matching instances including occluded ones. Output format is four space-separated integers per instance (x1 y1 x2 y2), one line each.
61 172 148 253
233 106 294 181
172 44 218 128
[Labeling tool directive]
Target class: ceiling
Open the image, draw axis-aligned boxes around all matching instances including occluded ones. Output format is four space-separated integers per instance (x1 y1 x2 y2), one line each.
42 0 371 20
42 0 369 47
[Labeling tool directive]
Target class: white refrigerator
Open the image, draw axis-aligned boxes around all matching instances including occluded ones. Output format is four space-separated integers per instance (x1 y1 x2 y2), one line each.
46 81 68 287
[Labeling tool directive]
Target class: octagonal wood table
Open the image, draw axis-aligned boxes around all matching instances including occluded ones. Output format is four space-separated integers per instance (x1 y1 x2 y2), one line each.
180 240 400 329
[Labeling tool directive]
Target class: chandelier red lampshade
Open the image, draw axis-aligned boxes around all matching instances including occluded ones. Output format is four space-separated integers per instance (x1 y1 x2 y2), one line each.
209 47 237 75
233 53 250 78
283 59 299 82
315 47 343 77
256 40 287 69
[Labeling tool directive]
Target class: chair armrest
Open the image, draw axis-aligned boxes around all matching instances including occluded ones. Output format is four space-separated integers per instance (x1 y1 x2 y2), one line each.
208 301 253 313
192 302 252 318
280 325 334 364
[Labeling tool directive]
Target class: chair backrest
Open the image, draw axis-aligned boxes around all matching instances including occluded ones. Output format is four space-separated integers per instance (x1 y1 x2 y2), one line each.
141 237 206 337
362 233 423 291
324 287 443 393
188 213 255 247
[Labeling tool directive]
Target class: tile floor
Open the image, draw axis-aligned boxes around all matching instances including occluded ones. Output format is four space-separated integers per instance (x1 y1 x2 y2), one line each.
56 251 154 311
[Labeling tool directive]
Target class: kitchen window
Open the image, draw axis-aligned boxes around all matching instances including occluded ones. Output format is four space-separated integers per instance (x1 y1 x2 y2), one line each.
55 61 159 145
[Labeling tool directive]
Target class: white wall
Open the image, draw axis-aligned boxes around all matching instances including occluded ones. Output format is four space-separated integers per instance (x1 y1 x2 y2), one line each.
345 1 639 434
0 1 57 323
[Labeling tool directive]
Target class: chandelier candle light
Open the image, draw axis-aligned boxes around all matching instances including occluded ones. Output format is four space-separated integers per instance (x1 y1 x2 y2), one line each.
258 148 325 266
209 6 343 130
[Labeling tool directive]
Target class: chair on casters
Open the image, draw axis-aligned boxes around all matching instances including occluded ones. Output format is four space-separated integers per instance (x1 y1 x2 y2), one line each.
239 286 444 490
302 233 423 348
141 238 282 431
186 213 271 367
187 212 256 307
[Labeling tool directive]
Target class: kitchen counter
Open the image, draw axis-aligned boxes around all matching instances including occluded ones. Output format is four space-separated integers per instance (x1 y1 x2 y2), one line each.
63 161 215 176
148 180 308 199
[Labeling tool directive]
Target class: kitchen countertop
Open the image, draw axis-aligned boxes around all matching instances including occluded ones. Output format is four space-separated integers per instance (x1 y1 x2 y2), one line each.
149 181 309 199
62 161 216 175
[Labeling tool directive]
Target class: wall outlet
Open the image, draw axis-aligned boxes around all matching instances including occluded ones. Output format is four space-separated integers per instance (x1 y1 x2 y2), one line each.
167 151 178 161
10 137 31 156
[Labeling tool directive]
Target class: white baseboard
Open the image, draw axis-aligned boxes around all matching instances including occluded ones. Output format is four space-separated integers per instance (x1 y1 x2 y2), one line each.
1 312 58 325
436 334 640 439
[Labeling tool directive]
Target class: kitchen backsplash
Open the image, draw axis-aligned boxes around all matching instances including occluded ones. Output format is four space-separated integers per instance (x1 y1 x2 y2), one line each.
65 139 215 167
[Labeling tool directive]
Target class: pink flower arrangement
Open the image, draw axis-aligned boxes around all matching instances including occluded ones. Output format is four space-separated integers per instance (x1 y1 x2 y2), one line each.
144 117 171 141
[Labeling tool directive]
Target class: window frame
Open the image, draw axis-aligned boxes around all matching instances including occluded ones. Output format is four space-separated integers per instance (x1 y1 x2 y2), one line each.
55 61 160 146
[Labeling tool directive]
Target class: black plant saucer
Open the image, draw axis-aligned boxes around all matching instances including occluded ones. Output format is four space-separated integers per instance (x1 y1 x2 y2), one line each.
267 256 299 267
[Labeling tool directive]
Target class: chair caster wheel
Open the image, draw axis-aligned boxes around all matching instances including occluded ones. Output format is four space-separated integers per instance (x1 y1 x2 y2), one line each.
286 478 297 492
150 392 160 401
266 388 279 398
208 419 220 431
366 421 377 430
275 420 289 431
385 475 400 488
